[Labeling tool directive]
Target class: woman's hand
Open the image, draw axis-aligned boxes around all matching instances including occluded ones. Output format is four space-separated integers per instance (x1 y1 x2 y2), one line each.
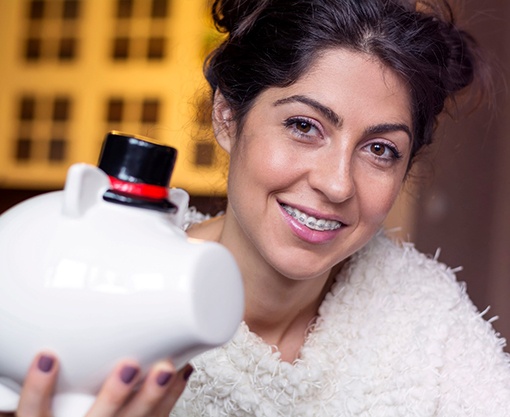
0 352 192 417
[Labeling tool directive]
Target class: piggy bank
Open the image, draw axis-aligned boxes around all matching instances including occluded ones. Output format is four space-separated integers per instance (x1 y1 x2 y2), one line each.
0 132 244 417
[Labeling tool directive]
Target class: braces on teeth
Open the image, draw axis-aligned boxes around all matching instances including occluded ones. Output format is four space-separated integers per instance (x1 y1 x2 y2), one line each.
281 204 341 231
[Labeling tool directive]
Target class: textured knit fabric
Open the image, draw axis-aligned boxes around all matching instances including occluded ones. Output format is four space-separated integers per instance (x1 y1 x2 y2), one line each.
174 214 510 416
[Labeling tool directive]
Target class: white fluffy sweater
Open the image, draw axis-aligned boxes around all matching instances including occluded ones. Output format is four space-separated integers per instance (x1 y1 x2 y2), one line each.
172 227 510 416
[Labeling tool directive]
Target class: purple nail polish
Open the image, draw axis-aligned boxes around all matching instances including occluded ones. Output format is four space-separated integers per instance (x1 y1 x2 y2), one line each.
38 355 54 373
183 366 194 381
119 366 138 384
156 371 173 386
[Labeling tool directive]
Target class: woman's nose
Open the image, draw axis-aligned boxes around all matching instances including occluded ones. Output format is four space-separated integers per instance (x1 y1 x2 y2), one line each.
308 154 356 203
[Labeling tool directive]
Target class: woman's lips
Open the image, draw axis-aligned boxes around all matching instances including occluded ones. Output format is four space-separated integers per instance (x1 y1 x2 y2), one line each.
280 203 342 231
278 202 344 244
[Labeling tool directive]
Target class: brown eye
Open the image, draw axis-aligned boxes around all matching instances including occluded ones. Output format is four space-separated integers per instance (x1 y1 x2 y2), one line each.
370 143 386 156
296 121 312 133
284 117 321 139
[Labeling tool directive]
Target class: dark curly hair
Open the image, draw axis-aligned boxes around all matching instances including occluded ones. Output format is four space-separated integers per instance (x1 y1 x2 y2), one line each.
204 0 486 160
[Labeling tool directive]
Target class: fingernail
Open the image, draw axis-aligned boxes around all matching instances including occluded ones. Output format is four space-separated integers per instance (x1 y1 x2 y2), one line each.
156 371 173 387
38 355 54 373
183 365 194 381
119 366 139 384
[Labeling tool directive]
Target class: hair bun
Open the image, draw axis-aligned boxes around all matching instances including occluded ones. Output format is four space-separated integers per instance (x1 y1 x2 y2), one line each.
417 0 482 98
211 0 271 36
442 25 477 94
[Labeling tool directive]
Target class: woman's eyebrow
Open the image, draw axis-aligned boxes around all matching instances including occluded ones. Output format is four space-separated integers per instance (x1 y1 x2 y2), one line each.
273 95 412 141
273 95 342 127
364 123 412 142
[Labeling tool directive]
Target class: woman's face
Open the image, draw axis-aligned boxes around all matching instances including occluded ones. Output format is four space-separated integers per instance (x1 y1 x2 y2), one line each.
215 48 413 281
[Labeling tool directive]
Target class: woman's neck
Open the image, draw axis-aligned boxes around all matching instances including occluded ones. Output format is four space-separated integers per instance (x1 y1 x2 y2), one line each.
241 266 336 362
187 213 340 362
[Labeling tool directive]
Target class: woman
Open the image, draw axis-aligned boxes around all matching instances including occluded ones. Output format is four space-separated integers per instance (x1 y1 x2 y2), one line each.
6 0 510 416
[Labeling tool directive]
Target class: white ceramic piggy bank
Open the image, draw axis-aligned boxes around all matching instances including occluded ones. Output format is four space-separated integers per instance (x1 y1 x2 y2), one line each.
0 132 244 417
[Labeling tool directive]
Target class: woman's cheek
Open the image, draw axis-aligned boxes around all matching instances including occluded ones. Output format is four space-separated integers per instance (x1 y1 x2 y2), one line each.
360 181 403 226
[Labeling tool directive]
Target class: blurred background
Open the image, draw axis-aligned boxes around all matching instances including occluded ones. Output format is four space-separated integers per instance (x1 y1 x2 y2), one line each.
0 0 509 346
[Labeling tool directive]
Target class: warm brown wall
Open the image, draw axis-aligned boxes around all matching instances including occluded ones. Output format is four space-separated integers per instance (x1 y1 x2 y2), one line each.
413 0 510 344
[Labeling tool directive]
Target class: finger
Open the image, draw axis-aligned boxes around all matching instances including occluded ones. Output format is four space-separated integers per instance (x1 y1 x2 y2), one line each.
17 352 59 417
119 361 176 417
156 364 193 415
85 360 141 417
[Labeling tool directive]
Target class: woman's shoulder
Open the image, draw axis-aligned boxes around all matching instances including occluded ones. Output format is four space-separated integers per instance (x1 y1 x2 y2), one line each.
319 232 510 415
340 231 462 301
182 207 215 230
326 231 491 333
183 207 225 241
332 232 507 352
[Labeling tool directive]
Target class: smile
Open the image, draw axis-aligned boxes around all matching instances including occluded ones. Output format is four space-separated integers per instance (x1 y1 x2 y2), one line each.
280 204 342 231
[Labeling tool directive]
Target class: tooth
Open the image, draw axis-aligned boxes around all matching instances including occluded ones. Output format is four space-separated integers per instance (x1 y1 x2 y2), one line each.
306 217 317 228
282 203 341 231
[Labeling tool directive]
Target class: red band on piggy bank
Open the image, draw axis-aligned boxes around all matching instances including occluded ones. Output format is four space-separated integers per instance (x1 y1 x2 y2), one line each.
108 176 168 200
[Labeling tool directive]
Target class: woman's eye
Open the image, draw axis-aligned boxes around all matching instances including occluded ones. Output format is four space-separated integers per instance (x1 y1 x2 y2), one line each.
370 143 386 156
367 142 402 161
284 117 321 139
296 121 312 133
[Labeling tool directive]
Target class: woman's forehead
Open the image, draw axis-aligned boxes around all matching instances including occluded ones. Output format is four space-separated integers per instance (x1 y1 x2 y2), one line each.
254 48 412 124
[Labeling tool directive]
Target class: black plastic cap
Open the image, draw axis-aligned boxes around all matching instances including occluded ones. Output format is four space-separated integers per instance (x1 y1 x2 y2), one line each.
98 131 178 213
98 131 177 186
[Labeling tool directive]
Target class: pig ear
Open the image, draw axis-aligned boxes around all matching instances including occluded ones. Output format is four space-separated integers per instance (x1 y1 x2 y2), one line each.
212 90 236 154
63 164 110 218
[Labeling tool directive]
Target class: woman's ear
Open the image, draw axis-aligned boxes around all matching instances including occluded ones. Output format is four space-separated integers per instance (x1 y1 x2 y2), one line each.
212 90 235 154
